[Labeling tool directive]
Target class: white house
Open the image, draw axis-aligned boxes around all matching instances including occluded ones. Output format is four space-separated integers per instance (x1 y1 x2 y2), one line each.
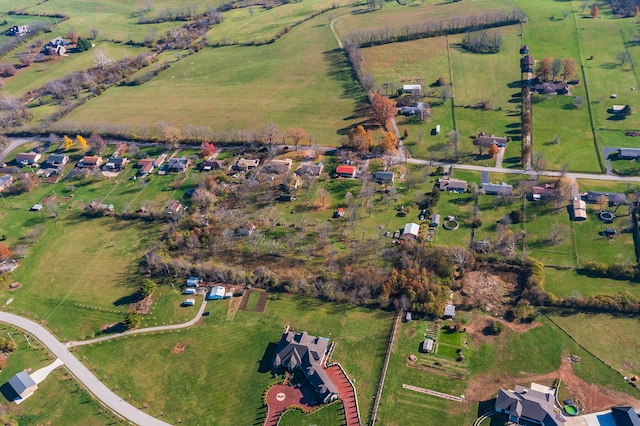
403 84 421 93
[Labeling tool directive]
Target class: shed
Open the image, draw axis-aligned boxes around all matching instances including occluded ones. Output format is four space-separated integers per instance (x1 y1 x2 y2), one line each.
224 292 233 299
207 286 225 300
0 175 13 191
183 288 196 295
9 371 37 400
611 105 627 113
402 84 421 93
405 312 412 322
444 304 455 318
183 298 196 306
430 214 440 228
402 223 420 239
31 204 43 211
421 338 434 353
571 199 587 221
604 227 617 236
186 277 199 287
435 124 441 135
278 194 296 202
333 208 345 218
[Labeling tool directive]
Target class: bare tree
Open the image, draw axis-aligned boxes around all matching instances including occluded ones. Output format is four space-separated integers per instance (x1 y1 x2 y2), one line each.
261 123 281 146
90 28 99 40
93 49 113 69
547 223 569 245
447 130 460 161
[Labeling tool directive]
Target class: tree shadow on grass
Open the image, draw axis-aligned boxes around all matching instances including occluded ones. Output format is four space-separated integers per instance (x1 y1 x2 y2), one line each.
258 342 278 373
113 293 140 307
100 322 127 334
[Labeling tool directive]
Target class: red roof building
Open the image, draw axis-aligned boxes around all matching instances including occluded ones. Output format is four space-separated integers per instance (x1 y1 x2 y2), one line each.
336 165 356 178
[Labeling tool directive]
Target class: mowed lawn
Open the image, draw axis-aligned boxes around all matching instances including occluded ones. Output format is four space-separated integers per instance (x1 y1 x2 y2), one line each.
549 312 640 378
543 268 640 300
0 324 113 425
1 215 162 340
62 11 363 144
75 294 393 426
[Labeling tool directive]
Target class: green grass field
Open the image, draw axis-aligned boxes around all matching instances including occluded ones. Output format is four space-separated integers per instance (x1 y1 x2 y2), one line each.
279 401 345 426
74 294 392 425
543 268 640 300
0 324 112 425
548 312 640 378
61 9 363 144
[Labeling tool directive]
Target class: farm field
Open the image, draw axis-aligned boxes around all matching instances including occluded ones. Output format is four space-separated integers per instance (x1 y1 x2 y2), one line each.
75 294 393 426
543 268 640 300
61 10 362 144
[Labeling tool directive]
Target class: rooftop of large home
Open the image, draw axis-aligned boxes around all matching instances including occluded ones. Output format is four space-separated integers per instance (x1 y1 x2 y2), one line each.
402 222 420 239
476 133 508 147
234 158 260 170
482 181 513 195
297 161 324 176
167 157 190 172
439 177 467 192
586 191 627 206
45 154 68 166
336 165 357 177
265 158 293 174
495 383 565 425
617 148 640 159
375 171 395 183
272 326 339 404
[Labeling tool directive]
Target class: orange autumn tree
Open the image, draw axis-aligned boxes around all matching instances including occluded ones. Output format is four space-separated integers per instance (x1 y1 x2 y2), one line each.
370 93 396 130
591 4 599 17
0 243 10 260
346 125 374 152
536 57 553 81
489 143 500 158
380 131 397 154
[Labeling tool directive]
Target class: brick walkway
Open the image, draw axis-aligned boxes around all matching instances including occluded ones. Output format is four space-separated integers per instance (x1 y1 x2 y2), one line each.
264 384 318 426
326 365 360 426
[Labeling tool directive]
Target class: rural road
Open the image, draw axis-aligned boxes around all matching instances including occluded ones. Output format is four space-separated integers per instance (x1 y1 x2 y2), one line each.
0 137 38 162
0 312 171 426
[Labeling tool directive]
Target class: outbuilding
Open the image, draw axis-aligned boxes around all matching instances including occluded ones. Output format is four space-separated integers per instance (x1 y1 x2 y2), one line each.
183 298 196 306
183 288 196 295
207 286 226 300
421 338 434 353
402 222 420 240
430 214 440 228
9 371 37 400
444 304 455 318
186 277 199 287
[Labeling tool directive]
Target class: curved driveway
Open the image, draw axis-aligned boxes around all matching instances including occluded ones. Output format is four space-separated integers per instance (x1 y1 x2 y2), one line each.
0 311 171 426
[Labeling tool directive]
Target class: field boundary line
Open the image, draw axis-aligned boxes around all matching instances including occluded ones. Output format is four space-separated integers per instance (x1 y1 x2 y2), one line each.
401 384 464 402
369 311 400 425
445 35 457 133
570 2 605 173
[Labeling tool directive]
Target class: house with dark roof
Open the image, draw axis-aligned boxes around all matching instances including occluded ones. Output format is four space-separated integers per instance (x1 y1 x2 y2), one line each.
44 154 69 168
521 55 534 73
167 157 191 173
9 371 37 400
519 45 529 55
476 133 509 148
236 222 256 236
586 191 627 206
103 156 128 171
201 159 226 172
495 384 566 425
272 326 339 404
7 25 30 37
375 171 395 183
336 165 357 178
611 406 640 426
534 82 569 95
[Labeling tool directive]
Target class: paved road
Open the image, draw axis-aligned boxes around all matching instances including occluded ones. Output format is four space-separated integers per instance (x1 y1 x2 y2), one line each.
67 296 207 347
0 312 171 426
400 157 640 183
0 137 38 162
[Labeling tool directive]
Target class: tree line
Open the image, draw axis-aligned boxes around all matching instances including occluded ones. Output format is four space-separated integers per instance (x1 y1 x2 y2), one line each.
346 8 525 48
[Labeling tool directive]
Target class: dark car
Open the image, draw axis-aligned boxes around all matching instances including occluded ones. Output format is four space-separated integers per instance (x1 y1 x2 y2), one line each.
202 311 211 316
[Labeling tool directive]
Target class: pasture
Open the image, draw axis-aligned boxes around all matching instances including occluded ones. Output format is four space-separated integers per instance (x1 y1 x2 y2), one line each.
548 312 640 378
62 10 363 144
543 268 640 300
74 294 393 426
